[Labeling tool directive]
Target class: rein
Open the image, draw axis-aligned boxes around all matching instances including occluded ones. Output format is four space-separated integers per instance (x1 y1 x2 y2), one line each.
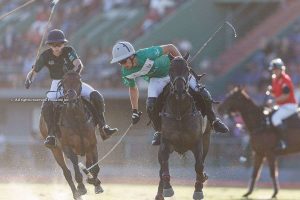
160 107 200 121
161 74 199 121
169 75 189 94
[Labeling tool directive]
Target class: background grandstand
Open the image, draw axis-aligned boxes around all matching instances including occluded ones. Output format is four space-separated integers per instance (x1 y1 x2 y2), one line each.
0 0 300 199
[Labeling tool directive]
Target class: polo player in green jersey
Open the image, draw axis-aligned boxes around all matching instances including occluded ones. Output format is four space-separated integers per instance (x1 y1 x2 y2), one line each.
25 29 118 148
111 41 229 145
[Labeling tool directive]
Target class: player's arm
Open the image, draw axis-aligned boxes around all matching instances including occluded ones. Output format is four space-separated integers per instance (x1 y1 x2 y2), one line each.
129 86 139 110
161 44 182 57
275 85 290 104
73 58 83 74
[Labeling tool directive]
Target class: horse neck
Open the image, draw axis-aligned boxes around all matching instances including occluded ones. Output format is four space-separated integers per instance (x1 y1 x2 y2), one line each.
237 98 262 132
63 99 87 122
166 93 195 114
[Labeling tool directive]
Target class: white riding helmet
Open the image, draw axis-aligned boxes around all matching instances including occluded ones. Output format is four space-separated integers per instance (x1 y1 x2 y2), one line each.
110 41 135 64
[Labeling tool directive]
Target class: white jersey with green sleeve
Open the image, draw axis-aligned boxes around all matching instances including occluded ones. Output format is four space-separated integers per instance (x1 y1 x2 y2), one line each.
121 46 171 87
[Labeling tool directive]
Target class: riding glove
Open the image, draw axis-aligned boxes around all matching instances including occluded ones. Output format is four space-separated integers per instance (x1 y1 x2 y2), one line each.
132 109 142 125
25 78 32 89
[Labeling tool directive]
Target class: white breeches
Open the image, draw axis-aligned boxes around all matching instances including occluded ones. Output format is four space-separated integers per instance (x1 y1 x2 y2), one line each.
47 80 95 100
147 75 198 98
271 103 298 126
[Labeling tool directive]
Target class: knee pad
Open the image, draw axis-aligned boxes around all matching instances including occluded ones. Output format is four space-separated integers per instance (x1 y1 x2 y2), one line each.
90 91 105 112
146 97 157 113
90 91 104 103
199 87 212 101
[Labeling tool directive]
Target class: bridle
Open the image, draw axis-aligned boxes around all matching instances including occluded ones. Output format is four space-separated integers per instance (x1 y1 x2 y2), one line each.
60 73 82 105
169 75 189 95
169 62 190 97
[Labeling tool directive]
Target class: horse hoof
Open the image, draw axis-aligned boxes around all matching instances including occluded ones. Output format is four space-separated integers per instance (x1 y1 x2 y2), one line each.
243 192 251 197
95 185 104 194
155 194 164 200
163 187 174 197
87 178 94 185
193 191 204 200
74 196 83 200
73 191 82 200
77 184 87 195
271 193 277 199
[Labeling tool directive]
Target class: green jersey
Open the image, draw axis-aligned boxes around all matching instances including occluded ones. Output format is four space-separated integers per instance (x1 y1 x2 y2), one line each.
34 46 79 79
121 46 171 87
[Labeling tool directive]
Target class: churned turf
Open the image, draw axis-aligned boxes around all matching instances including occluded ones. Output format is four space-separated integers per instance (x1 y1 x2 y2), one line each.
0 183 299 200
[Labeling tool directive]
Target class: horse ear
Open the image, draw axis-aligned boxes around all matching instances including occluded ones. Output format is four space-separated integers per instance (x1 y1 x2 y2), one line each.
237 85 243 91
183 52 190 61
241 85 246 91
233 86 239 92
168 53 175 61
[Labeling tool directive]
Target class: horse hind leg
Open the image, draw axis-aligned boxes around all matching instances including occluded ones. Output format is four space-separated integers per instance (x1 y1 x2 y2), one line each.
266 154 279 198
243 153 264 197
51 148 81 200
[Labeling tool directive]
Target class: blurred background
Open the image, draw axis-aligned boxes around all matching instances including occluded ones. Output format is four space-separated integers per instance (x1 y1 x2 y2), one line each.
1 0 300 188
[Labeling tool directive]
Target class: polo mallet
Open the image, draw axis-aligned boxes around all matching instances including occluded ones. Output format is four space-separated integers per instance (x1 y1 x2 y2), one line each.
0 0 37 21
189 21 237 64
79 123 133 177
35 0 60 61
188 21 237 97
78 163 93 179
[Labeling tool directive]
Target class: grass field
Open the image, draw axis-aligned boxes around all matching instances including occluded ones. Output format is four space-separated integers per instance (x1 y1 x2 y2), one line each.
0 183 299 200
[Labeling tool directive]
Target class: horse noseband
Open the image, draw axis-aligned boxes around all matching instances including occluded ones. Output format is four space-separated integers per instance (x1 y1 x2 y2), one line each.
170 76 189 95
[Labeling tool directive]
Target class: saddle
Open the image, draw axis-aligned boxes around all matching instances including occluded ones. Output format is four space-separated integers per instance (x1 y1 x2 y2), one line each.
264 107 300 129
54 97 96 130
157 84 206 117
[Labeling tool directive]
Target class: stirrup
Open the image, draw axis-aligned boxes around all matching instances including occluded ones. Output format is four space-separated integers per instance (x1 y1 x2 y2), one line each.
212 118 229 133
99 125 118 141
152 132 161 146
103 125 118 135
276 140 287 151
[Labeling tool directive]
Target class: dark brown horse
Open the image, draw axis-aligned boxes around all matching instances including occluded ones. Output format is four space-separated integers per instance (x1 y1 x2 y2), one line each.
40 70 103 200
155 54 211 200
218 87 300 198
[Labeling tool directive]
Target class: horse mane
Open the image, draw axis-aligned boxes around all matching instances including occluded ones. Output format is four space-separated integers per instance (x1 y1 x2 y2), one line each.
240 89 262 110
64 70 81 79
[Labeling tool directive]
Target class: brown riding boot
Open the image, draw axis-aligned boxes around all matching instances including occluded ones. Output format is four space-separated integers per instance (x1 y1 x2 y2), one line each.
275 124 288 151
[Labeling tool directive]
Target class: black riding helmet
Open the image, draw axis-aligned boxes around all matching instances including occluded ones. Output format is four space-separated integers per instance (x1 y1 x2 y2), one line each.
46 29 68 44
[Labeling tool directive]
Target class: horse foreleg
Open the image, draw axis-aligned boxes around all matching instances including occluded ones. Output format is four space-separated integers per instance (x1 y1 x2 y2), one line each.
192 139 205 200
157 138 173 198
86 147 103 194
51 148 80 200
155 171 164 200
243 153 264 197
64 147 87 196
202 131 211 163
266 154 279 198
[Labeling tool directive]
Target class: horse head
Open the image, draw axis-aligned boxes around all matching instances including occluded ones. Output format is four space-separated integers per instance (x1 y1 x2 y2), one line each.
168 53 190 100
218 86 250 115
61 70 82 105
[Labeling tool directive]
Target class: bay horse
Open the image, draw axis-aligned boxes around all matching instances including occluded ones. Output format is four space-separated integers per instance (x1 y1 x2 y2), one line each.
40 70 103 200
218 87 300 198
155 54 211 200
